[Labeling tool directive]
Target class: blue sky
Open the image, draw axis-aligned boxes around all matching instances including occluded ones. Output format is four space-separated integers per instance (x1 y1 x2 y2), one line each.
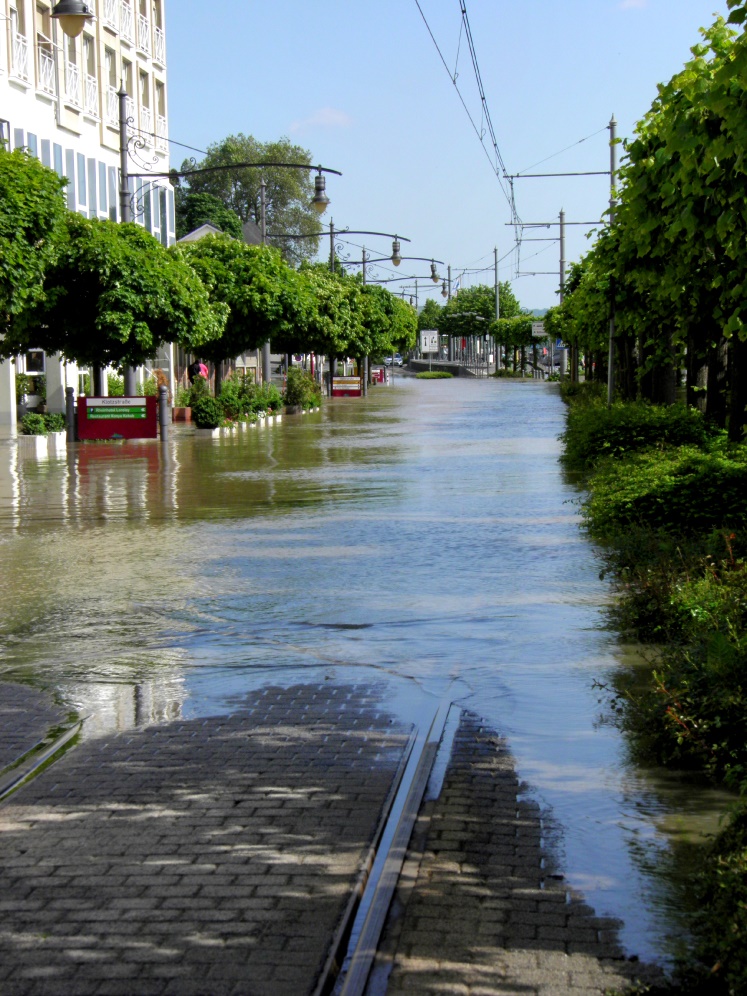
166 1 732 310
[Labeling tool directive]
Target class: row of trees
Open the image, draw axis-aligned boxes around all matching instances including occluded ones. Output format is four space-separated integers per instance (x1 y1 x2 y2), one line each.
544 2 747 439
417 283 541 369
0 146 417 379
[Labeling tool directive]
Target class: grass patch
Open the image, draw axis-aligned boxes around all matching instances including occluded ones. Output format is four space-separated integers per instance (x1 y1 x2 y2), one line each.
416 371 453 379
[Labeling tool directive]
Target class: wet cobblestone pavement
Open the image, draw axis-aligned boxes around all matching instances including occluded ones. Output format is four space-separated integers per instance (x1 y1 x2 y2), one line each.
0 685 68 772
0 683 412 996
375 712 663 995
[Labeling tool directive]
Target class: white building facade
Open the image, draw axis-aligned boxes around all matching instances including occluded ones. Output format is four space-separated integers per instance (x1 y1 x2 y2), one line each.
0 0 175 427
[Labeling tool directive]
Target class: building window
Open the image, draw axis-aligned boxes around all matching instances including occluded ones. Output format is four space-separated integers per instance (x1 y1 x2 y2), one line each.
139 70 151 141
105 48 118 125
108 166 118 221
87 158 97 218
155 80 167 152
65 149 76 209
25 350 46 374
77 151 86 207
65 33 81 107
153 0 165 64
36 4 55 95
83 34 98 116
10 4 30 83
99 162 108 213
53 143 63 178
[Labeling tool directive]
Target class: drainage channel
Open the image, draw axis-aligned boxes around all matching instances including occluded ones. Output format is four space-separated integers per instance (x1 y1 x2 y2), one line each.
315 698 457 996
0 721 83 804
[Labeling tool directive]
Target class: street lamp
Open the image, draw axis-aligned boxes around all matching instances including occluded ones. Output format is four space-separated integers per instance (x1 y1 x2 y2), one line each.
311 172 330 214
51 0 93 38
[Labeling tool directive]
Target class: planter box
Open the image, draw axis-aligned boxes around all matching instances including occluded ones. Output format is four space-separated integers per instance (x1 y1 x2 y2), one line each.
172 407 192 423
17 434 49 458
48 431 67 455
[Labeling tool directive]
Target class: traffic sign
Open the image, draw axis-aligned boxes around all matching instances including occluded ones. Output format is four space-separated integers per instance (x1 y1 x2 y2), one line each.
531 322 546 338
420 330 439 353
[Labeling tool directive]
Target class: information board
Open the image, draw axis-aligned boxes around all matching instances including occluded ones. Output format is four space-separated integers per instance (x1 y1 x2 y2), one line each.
531 322 546 338
332 377 362 398
77 396 158 440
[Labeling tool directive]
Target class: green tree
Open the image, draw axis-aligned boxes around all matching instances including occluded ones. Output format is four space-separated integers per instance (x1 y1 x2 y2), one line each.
418 298 443 332
0 147 66 328
175 192 244 240
2 216 226 367
176 134 323 266
174 234 314 370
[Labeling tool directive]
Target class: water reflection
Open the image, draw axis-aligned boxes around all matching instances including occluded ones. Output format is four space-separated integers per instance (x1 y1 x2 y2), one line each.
0 382 731 966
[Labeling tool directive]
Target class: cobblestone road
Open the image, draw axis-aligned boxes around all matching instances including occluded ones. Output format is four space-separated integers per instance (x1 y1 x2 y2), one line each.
375 711 662 996
0 683 412 996
0 684 69 772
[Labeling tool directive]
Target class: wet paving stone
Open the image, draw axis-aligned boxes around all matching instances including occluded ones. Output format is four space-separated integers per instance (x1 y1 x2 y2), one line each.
0 683 412 996
0 684 69 772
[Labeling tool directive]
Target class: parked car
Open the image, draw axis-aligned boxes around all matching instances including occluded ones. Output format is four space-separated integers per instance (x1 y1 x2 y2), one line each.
384 354 403 367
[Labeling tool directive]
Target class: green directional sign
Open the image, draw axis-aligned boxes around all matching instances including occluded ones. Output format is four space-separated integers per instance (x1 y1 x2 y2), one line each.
87 398 147 420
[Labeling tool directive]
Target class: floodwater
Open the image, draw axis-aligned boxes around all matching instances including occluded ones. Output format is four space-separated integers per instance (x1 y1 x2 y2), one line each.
0 377 732 965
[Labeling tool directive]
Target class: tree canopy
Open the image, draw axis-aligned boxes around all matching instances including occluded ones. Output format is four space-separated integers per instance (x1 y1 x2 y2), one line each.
2 216 226 367
176 192 244 241
0 147 67 328
175 134 324 266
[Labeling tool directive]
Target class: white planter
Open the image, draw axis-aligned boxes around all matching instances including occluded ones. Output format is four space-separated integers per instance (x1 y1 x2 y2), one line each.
48 431 67 455
17 434 49 458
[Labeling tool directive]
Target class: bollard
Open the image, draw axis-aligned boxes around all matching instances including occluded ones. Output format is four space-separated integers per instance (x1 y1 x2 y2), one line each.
158 385 169 442
65 386 76 443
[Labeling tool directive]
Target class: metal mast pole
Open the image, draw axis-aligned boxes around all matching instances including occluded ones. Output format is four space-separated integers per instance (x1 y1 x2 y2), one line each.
119 88 138 395
447 265 454 361
559 209 568 382
607 115 617 405
494 246 500 372
260 181 271 385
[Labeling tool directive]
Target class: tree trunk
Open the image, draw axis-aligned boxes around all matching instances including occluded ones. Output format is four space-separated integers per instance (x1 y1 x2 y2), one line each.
686 325 709 412
728 336 747 442
706 337 728 428
214 361 223 399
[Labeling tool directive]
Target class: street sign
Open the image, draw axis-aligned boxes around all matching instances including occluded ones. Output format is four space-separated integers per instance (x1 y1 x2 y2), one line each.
77 396 158 440
420 330 439 353
332 377 362 397
531 321 546 338
556 338 565 349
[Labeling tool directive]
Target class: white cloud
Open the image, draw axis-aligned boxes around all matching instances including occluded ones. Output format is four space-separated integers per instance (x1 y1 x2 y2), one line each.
619 0 648 8
289 107 353 133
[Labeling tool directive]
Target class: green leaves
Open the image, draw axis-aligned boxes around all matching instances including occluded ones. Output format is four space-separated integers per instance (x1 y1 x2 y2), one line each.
6 216 226 367
0 147 66 327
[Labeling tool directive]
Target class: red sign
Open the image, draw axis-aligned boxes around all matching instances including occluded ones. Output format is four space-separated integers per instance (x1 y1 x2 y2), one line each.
332 377 362 397
77 396 158 440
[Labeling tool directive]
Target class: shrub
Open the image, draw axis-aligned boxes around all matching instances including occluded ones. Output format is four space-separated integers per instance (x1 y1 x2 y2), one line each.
559 380 605 405
42 413 65 432
191 396 224 429
174 385 192 407
252 382 283 414
15 373 33 402
416 371 453 380
20 413 46 435
562 400 713 471
583 446 747 539
107 374 124 396
284 367 321 407
218 376 242 419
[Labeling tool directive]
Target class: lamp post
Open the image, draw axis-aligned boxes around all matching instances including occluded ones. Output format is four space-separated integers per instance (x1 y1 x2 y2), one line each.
54 0 341 396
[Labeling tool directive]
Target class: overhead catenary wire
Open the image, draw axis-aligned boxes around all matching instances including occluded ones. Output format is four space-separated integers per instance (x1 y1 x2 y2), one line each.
413 0 518 225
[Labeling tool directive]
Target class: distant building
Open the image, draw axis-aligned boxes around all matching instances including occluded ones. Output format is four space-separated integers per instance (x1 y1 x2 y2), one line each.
0 0 174 427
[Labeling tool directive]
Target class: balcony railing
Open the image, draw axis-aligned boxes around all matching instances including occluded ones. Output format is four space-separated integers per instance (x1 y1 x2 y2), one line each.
126 94 137 125
103 0 118 30
65 61 81 107
156 114 167 153
121 2 135 43
12 32 29 82
107 85 118 126
84 73 98 116
137 13 151 54
140 105 153 141
153 25 165 65
38 46 55 95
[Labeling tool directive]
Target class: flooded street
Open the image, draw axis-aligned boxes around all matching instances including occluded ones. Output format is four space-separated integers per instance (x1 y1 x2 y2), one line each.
0 377 731 966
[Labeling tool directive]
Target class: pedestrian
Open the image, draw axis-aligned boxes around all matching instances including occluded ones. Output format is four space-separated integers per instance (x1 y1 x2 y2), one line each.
187 360 201 385
198 362 209 380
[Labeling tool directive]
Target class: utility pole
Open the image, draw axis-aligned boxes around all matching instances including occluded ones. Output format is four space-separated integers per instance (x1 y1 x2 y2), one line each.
118 87 137 396
260 181 271 385
607 115 617 405
361 248 368 395
494 246 500 372
559 209 567 381
560 209 570 381
447 264 454 361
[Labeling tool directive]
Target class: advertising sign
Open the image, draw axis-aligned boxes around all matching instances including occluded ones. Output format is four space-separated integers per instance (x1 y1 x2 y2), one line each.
77 396 158 440
332 377 362 398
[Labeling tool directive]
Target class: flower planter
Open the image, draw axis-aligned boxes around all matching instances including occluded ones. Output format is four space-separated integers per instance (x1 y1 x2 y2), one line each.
17 434 49 458
172 407 192 423
48 431 67 455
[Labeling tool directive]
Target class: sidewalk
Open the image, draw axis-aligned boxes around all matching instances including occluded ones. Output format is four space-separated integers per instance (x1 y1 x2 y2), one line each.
0 682 413 996
0 684 662 995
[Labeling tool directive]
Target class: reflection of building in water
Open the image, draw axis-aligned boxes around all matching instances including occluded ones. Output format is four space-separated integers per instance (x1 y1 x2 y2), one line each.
71 672 186 740
0 441 21 529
